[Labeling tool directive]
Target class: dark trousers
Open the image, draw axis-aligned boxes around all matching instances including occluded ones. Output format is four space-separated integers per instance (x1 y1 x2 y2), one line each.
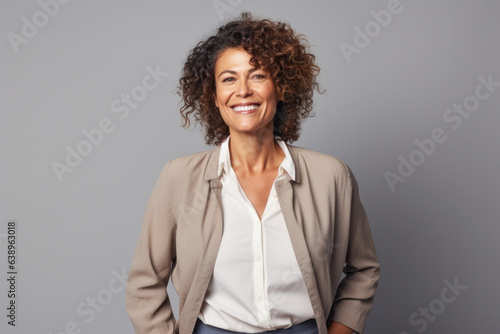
193 318 319 334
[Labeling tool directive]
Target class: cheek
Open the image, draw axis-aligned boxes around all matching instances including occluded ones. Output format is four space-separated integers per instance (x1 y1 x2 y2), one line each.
215 88 230 106
264 83 278 101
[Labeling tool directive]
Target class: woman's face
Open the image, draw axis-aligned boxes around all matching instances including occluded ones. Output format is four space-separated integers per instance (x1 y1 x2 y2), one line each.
213 47 279 137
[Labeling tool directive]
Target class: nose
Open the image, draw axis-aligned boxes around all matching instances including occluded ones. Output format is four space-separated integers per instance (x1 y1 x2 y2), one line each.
236 78 252 97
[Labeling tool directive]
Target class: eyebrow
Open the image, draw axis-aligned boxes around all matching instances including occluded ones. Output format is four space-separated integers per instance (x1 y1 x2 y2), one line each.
217 67 261 79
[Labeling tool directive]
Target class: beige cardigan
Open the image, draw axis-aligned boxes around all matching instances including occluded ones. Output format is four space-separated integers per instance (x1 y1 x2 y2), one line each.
126 143 380 334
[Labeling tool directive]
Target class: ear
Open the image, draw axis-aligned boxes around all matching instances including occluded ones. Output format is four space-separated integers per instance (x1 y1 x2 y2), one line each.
214 93 219 108
276 87 284 101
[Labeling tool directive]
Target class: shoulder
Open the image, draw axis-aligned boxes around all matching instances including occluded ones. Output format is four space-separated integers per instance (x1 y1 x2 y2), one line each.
287 144 352 180
168 146 216 169
287 144 360 196
158 146 218 182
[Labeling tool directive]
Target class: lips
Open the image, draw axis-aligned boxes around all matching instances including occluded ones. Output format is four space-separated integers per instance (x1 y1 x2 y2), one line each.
231 104 260 115
230 102 260 107
230 103 261 114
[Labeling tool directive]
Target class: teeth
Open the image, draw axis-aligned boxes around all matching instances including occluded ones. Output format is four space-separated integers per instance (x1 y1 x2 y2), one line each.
233 105 259 112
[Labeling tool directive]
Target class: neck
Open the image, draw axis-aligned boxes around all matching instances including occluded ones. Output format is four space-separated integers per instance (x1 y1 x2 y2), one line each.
228 130 284 176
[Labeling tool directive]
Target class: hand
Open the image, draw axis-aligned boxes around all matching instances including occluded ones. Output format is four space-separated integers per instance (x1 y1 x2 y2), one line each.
327 321 354 334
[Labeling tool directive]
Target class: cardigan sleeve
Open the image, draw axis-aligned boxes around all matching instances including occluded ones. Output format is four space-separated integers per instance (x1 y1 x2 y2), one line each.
330 163 380 334
126 160 177 334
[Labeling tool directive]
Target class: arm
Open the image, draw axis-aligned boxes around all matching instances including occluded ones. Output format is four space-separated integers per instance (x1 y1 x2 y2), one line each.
330 164 380 334
328 321 355 334
126 160 177 334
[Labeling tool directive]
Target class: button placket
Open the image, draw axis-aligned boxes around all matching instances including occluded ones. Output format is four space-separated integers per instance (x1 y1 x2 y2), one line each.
247 191 266 327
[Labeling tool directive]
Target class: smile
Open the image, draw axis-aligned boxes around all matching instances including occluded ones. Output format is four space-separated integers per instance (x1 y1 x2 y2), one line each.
231 104 260 113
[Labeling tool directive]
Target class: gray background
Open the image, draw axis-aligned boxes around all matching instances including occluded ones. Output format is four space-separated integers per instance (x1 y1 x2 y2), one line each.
1 0 499 333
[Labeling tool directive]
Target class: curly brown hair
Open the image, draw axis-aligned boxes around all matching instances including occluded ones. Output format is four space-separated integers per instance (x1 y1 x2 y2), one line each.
177 12 323 146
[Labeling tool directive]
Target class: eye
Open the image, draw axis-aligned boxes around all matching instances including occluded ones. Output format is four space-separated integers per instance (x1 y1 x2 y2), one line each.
222 77 235 83
253 74 266 79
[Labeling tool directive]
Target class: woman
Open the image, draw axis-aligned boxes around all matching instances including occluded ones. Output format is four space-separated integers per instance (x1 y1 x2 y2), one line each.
126 12 380 334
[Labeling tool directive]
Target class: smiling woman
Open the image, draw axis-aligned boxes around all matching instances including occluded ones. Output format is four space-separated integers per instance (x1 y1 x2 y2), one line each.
126 11 380 334
177 12 321 146
214 48 279 139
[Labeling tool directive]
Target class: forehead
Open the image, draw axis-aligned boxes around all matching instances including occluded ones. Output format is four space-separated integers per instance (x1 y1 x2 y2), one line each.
215 47 260 73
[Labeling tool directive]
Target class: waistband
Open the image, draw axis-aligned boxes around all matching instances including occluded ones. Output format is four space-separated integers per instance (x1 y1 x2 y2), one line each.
193 318 318 334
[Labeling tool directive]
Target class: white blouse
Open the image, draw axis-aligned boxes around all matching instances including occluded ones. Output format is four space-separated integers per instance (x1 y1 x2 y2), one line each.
197 135 315 332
